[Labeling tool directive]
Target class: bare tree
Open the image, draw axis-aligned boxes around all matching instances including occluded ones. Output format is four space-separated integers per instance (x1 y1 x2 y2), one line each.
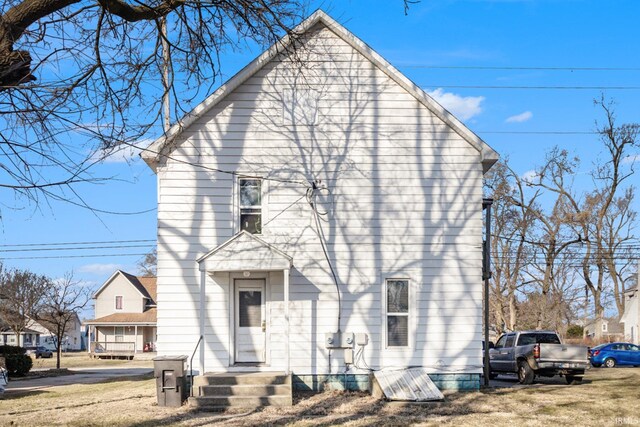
0 267 49 346
485 160 535 331
137 248 157 277
0 0 306 210
36 272 90 369
0 2 417 212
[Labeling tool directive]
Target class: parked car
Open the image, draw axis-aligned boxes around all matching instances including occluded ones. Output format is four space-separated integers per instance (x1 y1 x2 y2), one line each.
25 346 54 359
489 331 590 385
589 342 640 368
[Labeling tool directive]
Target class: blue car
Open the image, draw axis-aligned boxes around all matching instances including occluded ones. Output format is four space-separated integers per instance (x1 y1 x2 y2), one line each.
589 342 640 368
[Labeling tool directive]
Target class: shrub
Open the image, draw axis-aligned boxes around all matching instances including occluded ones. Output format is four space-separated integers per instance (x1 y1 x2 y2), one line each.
3 354 33 376
0 345 32 376
566 325 584 338
0 345 27 355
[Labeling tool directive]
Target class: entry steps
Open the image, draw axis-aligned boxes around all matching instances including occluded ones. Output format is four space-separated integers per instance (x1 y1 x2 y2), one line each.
189 372 292 409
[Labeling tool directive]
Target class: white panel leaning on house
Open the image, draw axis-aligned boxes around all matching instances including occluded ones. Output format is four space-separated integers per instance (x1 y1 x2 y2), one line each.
142 9 498 389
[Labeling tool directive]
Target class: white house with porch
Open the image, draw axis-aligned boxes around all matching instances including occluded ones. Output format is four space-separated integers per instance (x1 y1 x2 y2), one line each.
142 10 498 403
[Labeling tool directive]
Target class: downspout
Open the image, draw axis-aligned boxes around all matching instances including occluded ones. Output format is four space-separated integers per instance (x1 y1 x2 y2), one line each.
482 198 493 387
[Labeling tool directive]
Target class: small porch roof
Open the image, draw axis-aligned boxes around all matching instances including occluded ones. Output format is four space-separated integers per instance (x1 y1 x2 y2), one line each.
197 231 293 272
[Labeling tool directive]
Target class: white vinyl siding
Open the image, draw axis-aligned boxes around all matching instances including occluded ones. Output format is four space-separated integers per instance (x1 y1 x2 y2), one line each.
154 22 485 374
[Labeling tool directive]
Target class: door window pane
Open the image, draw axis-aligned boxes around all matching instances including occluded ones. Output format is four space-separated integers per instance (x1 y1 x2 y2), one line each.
239 291 262 327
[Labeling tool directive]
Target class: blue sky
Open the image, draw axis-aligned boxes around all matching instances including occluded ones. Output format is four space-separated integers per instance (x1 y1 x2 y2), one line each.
1 0 639 317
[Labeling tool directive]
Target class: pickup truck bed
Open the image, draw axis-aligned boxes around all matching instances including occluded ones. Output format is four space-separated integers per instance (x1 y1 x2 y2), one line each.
489 331 589 385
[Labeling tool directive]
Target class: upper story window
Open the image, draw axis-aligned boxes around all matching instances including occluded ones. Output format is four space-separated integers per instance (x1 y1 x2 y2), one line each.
602 322 608 332
239 178 262 234
115 295 123 310
386 279 409 347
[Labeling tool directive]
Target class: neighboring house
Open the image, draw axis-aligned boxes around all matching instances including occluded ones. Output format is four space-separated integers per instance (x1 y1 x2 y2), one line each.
0 320 42 347
0 314 83 351
141 10 498 391
39 312 84 352
620 277 639 344
584 317 624 342
86 271 157 357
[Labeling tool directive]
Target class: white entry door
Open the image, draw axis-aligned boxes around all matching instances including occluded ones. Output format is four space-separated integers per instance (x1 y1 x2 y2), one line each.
234 279 266 363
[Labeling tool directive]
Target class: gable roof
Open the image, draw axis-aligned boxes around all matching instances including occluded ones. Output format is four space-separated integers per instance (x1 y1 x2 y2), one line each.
198 231 293 272
141 9 499 174
94 270 157 304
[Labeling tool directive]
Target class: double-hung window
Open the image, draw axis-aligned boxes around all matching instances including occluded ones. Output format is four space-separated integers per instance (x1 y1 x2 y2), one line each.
115 295 123 310
239 178 262 234
386 279 409 347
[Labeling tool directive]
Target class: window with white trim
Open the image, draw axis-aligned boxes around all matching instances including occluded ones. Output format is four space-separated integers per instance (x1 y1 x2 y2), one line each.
239 178 262 234
115 295 123 310
386 279 409 347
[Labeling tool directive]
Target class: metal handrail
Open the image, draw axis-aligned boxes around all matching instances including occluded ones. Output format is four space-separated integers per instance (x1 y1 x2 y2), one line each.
189 335 203 396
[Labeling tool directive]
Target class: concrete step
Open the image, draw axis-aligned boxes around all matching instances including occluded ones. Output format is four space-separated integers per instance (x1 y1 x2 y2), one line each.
188 394 292 409
199 384 291 397
194 372 289 387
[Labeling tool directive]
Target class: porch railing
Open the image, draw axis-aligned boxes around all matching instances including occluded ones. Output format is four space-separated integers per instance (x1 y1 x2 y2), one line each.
91 341 136 353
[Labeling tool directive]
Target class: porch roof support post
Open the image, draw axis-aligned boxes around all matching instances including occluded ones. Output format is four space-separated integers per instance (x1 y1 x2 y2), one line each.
199 269 206 375
134 325 138 353
284 268 290 375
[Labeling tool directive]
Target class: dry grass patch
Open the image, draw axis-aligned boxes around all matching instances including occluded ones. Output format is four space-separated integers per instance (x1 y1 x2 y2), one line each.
0 368 638 426
30 353 153 370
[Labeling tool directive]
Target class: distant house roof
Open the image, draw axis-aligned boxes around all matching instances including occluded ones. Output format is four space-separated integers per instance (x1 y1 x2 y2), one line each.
584 317 624 334
94 270 157 305
86 308 157 325
120 271 157 304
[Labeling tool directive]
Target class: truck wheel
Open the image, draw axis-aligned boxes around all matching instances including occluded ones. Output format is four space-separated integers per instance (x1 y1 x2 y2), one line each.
517 361 534 385
604 358 617 368
488 371 498 380
565 375 583 385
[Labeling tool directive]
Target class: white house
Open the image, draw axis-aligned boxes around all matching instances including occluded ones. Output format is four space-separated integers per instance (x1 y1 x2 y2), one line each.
620 270 639 344
142 10 498 392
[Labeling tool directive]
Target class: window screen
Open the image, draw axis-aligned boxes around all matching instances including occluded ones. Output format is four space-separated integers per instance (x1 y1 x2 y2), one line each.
238 291 262 327
386 279 409 347
239 179 262 234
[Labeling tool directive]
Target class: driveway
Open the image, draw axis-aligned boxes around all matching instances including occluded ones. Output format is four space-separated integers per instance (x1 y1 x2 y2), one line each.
4 367 153 394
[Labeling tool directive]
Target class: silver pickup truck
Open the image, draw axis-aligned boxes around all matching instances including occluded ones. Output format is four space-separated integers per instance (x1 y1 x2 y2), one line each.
489 330 590 385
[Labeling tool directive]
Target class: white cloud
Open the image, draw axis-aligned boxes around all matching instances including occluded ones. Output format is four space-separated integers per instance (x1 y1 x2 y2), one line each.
505 111 533 123
521 169 537 183
427 88 484 121
623 153 640 164
78 263 123 275
91 138 153 164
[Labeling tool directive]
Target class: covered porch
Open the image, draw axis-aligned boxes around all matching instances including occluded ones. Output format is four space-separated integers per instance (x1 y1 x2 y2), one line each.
196 231 293 375
86 311 157 359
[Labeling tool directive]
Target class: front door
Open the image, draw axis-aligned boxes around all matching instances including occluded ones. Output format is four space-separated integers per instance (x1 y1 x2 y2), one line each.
234 279 266 363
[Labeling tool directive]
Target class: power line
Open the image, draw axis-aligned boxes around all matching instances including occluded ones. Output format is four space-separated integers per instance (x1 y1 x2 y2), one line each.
0 239 155 248
0 244 154 253
425 84 640 90
401 65 640 72
0 253 150 260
